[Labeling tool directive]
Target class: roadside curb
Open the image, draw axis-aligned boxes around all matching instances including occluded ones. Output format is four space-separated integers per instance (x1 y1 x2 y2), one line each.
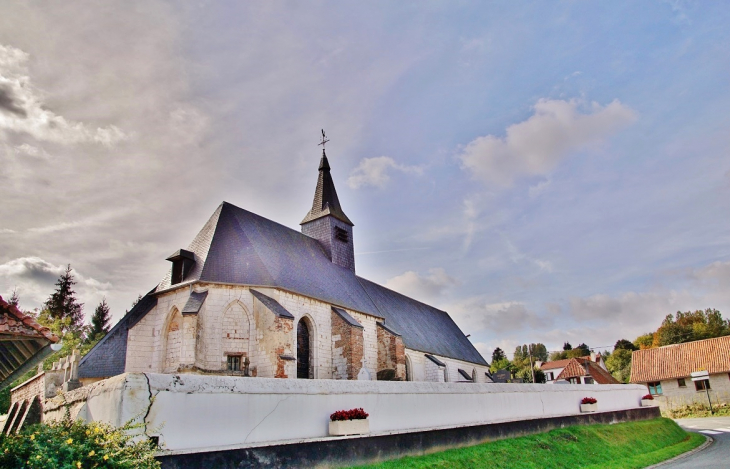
645 434 713 468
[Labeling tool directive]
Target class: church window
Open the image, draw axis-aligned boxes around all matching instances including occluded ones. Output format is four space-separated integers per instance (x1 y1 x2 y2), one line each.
227 355 241 372
297 318 313 379
334 227 349 243
221 302 250 368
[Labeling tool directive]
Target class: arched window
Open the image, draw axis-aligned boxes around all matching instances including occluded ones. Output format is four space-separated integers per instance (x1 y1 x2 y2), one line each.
443 364 449 382
472 368 477 383
164 308 182 373
221 302 250 370
405 355 413 381
297 317 313 379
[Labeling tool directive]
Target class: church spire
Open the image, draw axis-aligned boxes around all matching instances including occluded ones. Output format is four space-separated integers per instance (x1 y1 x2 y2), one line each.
300 132 353 226
301 130 355 272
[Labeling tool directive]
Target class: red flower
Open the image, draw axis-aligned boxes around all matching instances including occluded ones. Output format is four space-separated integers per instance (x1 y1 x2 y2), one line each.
330 408 369 421
581 397 597 404
642 394 654 400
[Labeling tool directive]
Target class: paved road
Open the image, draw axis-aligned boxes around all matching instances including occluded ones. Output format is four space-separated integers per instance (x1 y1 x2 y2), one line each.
658 416 730 468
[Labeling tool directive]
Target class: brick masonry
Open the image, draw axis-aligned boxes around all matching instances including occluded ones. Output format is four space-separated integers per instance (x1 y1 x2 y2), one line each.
124 284 486 383
331 310 364 380
376 324 406 380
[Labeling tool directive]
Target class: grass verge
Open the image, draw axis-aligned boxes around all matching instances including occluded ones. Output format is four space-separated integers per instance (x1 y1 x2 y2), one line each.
351 418 705 469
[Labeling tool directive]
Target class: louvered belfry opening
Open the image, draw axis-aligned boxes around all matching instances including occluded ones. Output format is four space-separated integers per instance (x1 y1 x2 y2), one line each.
297 319 311 379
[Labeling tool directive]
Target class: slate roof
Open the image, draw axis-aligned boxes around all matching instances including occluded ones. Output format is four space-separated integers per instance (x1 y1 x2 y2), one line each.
251 290 295 319
300 152 353 226
155 200 487 366
554 357 620 385
78 290 157 379
332 307 363 328
630 336 730 383
182 291 208 315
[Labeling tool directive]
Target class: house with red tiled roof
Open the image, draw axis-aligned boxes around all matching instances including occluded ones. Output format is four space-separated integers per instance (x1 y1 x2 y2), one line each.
541 353 619 385
0 295 59 389
630 335 730 408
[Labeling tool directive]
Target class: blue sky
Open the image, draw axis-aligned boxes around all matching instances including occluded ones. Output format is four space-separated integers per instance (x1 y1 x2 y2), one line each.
1 1 729 359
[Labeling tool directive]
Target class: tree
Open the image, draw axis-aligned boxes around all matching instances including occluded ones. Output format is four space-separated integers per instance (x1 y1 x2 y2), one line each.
614 339 637 352
8 288 19 307
44 265 84 331
491 347 506 363
606 349 633 383
490 357 513 374
89 297 111 340
563 342 572 351
652 309 730 347
549 350 567 361
634 333 654 350
516 367 545 384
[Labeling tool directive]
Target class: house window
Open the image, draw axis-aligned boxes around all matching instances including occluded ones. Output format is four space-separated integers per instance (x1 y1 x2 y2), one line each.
695 379 711 391
546 372 554 381
648 381 662 395
227 355 241 372
584 377 594 384
677 378 686 387
568 377 579 384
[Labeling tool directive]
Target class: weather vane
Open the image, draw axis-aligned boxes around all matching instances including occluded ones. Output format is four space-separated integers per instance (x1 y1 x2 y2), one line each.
318 129 330 154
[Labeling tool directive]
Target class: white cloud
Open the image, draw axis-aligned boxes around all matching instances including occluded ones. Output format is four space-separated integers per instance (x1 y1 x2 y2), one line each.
0 44 127 146
385 267 458 301
459 98 636 186
447 297 552 335
347 156 422 189
0 257 112 312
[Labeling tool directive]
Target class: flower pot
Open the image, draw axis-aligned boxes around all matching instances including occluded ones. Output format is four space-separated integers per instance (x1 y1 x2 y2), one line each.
580 403 597 413
329 418 369 436
641 399 655 407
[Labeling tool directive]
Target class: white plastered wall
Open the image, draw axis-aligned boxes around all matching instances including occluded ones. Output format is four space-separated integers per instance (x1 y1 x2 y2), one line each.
53 373 648 453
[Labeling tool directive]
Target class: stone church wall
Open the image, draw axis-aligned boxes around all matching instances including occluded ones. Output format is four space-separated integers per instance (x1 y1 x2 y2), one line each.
125 284 385 380
125 283 485 383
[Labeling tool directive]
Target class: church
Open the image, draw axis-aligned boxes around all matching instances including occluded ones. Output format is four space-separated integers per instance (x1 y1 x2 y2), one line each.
78 146 491 384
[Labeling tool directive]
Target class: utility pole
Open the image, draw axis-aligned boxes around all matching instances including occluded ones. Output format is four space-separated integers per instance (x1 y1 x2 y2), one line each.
528 345 536 383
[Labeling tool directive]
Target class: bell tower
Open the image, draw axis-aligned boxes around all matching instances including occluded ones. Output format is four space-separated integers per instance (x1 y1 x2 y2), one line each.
301 131 355 272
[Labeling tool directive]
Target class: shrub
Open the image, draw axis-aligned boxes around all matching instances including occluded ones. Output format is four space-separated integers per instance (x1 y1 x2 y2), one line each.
581 397 597 405
330 408 369 421
642 394 654 400
0 417 160 469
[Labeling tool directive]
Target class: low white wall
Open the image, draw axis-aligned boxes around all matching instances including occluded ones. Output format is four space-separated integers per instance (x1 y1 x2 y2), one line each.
57 373 646 453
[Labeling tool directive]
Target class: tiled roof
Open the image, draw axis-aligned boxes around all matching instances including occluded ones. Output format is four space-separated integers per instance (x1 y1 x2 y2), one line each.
630 335 730 383
332 307 363 328
554 358 620 385
541 358 583 370
0 296 59 387
154 201 487 366
0 296 58 343
251 290 295 319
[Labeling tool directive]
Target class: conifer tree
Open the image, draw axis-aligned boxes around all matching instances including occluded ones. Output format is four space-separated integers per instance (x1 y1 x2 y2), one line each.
8 288 19 307
90 297 111 339
44 264 84 330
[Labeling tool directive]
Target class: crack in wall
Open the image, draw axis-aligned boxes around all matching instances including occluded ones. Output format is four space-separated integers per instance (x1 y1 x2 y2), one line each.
243 396 290 443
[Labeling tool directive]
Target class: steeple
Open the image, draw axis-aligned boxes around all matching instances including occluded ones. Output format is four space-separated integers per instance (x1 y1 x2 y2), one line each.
301 130 355 272
300 150 353 226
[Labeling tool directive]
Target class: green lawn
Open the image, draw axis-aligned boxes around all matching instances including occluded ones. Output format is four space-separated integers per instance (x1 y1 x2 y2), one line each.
351 418 705 469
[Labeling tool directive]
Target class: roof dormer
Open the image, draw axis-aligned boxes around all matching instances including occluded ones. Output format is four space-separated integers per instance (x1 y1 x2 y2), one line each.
166 249 196 285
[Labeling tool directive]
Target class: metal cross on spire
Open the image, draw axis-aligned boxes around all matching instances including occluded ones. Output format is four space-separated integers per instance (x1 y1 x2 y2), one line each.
318 129 330 155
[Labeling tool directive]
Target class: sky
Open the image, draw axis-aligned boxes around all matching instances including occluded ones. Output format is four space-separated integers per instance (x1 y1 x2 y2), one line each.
1 1 729 361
